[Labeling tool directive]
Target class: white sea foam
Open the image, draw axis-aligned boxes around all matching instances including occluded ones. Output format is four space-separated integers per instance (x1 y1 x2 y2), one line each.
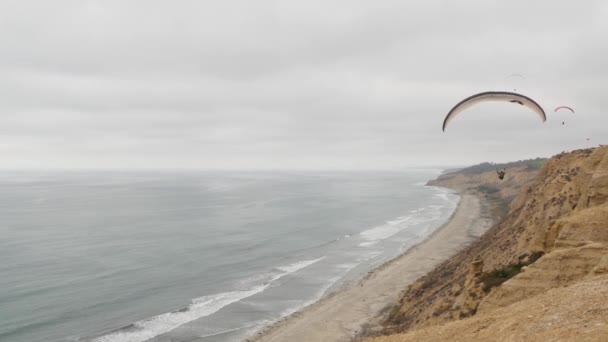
359 223 403 242
359 201 456 243
93 257 325 342
335 262 360 269
435 193 450 201
245 249 385 340
276 257 325 274
276 265 364 320
387 215 412 225
358 241 379 247
360 215 415 242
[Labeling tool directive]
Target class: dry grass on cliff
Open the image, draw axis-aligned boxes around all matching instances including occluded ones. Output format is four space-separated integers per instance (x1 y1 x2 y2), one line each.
368 275 608 342
371 146 608 341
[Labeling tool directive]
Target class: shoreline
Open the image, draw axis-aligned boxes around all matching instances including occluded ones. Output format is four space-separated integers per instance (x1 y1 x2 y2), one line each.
248 189 499 342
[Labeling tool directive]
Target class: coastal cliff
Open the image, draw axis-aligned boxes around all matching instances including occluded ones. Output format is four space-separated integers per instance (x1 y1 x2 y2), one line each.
368 146 608 341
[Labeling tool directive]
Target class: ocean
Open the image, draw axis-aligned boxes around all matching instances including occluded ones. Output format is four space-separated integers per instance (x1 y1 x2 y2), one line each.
0 170 458 342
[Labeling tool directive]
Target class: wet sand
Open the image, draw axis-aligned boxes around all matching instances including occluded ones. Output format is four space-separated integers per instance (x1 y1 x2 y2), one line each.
248 193 496 342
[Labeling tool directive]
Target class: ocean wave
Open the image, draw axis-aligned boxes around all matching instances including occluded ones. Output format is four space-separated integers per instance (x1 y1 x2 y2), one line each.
387 215 412 225
335 262 361 269
360 215 416 242
358 241 379 247
435 193 450 201
275 257 326 274
359 204 453 243
242 258 369 340
92 257 325 342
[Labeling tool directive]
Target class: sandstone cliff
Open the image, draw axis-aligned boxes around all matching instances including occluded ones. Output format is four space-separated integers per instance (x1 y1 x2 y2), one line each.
368 146 608 341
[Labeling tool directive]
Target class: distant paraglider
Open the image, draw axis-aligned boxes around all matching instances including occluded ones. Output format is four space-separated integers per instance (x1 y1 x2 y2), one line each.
554 106 575 114
554 106 575 125
505 74 526 91
442 91 546 132
497 169 506 180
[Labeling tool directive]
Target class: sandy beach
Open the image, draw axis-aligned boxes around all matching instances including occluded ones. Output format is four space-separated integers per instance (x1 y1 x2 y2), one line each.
249 193 496 342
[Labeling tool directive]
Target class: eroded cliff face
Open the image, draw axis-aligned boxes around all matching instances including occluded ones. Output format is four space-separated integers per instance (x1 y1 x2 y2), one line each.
369 275 608 342
373 146 608 340
477 147 608 314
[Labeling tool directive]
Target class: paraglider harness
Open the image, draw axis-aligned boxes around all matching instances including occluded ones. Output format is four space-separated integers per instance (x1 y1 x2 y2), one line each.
496 169 506 180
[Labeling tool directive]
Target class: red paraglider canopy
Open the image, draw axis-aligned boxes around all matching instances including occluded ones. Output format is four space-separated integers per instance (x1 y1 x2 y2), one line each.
554 106 575 113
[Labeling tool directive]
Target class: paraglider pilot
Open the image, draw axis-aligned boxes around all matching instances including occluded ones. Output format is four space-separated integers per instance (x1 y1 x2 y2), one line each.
497 169 506 180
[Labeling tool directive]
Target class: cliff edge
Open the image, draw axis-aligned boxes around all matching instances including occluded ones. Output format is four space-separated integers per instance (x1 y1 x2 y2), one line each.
366 146 608 341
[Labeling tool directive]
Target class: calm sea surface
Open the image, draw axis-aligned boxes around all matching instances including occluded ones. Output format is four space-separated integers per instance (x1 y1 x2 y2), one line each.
0 170 458 342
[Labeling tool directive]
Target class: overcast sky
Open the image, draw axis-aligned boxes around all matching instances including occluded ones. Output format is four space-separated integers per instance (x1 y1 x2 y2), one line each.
1 0 606 170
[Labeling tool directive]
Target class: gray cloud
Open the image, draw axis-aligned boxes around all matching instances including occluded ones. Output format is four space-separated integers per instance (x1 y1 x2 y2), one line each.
0 0 606 169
